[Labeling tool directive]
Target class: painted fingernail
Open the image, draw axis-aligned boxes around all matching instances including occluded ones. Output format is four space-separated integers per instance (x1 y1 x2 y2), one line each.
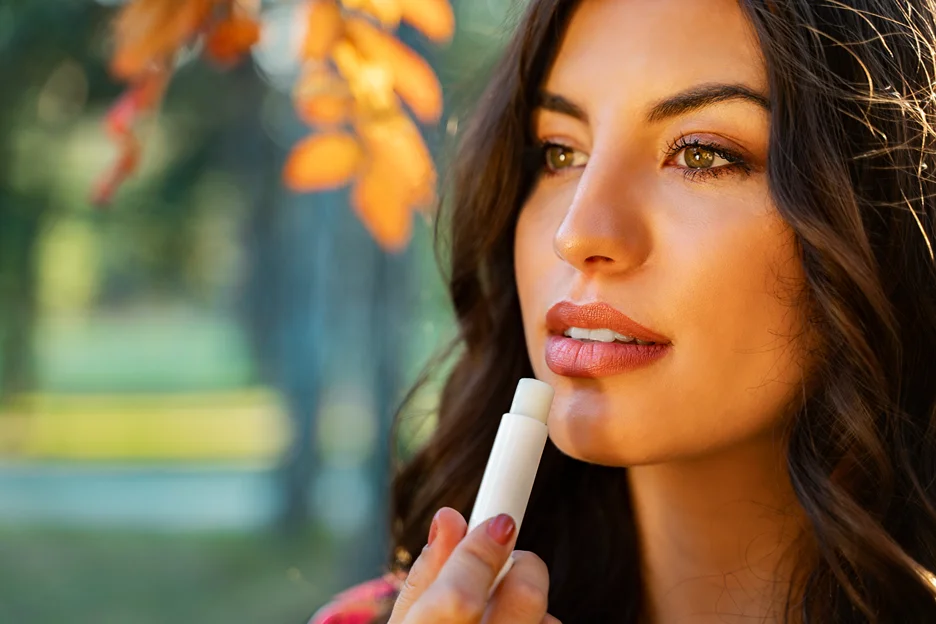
487 514 516 545
427 511 440 547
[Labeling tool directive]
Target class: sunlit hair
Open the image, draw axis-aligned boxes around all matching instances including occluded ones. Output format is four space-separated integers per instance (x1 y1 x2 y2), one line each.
387 1 936 621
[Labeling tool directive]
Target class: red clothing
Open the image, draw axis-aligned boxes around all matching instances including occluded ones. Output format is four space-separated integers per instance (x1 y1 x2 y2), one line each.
309 573 404 624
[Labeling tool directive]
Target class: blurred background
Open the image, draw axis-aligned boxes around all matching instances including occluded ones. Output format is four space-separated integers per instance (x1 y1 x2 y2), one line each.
0 1 517 621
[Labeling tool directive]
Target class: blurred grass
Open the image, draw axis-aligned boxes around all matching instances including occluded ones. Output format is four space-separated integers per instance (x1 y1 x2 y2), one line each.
0 526 343 624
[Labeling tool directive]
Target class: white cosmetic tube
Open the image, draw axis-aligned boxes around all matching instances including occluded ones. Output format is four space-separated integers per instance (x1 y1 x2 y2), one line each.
467 378 554 595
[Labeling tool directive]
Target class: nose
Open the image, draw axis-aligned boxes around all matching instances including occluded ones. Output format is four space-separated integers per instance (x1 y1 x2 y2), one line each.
552 154 653 276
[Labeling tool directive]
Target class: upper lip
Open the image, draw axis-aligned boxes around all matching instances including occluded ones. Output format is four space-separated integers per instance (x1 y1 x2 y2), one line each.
546 301 671 344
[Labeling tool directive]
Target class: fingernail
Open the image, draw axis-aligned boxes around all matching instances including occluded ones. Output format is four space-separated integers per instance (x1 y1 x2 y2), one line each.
486 514 516 545
427 511 440 547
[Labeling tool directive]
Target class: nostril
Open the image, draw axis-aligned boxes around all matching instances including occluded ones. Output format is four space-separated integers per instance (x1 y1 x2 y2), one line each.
584 255 614 264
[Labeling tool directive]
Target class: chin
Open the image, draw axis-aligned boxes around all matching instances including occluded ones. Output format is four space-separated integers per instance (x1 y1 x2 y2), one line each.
533 356 689 462
543 387 665 467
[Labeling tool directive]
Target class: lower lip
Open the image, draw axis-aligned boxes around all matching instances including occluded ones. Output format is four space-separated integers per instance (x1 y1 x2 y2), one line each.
545 335 670 378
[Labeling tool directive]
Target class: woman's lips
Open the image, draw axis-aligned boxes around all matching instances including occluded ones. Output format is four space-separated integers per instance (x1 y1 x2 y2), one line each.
545 335 670 378
545 301 670 343
544 301 671 378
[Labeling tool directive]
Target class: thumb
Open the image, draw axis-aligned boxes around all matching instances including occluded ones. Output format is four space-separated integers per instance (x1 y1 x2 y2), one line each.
388 507 468 623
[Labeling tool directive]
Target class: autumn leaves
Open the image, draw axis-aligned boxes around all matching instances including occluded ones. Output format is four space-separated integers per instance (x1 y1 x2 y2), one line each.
100 0 453 251
286 0 453 250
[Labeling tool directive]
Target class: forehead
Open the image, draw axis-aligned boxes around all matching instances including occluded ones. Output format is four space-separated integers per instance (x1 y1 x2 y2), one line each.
545 0 767 116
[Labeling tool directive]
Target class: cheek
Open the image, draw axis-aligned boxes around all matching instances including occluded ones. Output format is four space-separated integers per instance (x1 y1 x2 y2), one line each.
657 210 810 452
658 206 810 462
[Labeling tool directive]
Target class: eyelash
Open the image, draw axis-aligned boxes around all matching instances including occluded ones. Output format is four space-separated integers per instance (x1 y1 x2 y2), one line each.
535 137 751 182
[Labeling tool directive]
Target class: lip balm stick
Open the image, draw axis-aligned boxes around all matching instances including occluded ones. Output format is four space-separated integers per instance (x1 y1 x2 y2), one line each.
467 378 554 596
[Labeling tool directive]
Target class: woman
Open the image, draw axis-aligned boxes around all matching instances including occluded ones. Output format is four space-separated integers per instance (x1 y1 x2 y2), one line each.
311 0 936 622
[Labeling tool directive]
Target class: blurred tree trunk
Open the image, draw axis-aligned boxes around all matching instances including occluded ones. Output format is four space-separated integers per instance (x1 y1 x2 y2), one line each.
272 187 337 533
227 65 330 533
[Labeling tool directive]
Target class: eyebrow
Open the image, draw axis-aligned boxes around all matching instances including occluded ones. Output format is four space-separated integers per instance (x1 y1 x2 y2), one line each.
536 83 770 124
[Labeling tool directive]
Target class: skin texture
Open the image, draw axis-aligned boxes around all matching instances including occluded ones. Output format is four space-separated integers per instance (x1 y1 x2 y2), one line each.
513 0 811 622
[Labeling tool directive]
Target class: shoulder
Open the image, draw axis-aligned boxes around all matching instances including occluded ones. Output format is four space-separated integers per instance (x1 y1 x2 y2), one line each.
309 572 405 624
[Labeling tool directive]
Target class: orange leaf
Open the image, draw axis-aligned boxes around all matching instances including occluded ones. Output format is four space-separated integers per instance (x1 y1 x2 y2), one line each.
294 65 352 126
329 38 364 82
283 132 363 191
351 160 412 251
303 0 344 61
400 0 454 43
297 92 352 126
344 17 443 123
358 113 436 209
204 15 261 65
111 0 216 80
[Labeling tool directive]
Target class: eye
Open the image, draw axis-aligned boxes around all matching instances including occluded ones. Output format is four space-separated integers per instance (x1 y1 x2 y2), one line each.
541 142 589 175
675 144 732 169
665 137 751 182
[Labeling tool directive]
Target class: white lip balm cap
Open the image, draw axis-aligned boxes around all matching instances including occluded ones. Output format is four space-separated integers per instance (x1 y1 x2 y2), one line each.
509 378 554 425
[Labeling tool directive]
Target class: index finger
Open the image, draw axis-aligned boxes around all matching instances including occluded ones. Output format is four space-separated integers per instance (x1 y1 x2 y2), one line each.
408 513 518 622
387 507 467 624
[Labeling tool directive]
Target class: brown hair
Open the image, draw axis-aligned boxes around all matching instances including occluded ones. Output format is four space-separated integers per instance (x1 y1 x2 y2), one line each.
388 1 936 621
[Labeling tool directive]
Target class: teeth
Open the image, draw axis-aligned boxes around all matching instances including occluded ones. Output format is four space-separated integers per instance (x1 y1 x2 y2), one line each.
567 327 591 340
563 327 641 343
587 329 617 343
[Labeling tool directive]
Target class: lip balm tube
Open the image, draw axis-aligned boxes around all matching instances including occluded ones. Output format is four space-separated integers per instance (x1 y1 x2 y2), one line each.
467 377 554 595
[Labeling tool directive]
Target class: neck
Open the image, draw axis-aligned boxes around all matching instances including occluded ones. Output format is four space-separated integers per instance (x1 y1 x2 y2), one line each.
628 432 810 624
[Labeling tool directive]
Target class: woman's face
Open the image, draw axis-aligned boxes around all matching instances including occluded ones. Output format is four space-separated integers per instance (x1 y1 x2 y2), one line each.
515 0 810 466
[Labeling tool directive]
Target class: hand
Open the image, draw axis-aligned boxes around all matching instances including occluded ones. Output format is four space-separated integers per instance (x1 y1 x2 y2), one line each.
387 507 561 624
